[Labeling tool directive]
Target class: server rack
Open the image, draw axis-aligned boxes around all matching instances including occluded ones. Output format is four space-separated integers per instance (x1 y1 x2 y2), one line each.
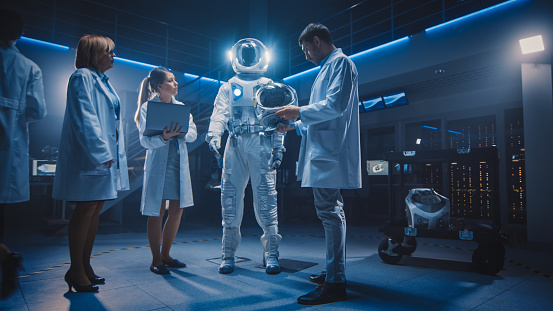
378 146 508 275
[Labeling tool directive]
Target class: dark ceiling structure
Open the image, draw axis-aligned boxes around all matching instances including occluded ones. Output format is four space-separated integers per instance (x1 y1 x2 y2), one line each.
3 0 506 79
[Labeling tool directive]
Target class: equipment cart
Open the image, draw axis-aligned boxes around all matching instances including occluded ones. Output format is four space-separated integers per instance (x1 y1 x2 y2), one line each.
378 147 508 275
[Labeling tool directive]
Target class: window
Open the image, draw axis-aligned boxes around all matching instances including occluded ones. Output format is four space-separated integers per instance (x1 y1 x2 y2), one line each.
359 90 408 113
383 91 408 108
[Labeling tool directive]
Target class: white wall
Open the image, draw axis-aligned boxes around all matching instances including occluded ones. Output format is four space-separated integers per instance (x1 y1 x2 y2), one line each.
522 63 553 245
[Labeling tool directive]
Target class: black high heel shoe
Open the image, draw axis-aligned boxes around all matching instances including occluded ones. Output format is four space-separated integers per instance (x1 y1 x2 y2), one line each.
88 275 105 285
64 270 99 293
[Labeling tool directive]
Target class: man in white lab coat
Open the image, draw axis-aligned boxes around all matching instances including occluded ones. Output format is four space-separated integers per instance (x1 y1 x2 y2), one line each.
276 23 361 305
0 8 47 299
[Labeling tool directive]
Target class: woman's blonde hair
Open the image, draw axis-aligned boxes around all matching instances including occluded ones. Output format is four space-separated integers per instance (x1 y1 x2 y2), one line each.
75 35 115 70
134 67 172 128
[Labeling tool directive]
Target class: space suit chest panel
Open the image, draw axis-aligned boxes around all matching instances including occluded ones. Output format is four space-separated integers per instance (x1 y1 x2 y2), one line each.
228 77 271 129
229 78 265 107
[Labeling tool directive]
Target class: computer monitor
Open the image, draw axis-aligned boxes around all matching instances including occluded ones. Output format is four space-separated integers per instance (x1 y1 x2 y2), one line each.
383 91 408 108
367 160 388 176
32 160 56 176
362 96 385 112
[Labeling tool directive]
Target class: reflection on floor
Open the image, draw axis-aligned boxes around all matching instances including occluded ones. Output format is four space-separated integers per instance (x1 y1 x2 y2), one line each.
1 222 553 311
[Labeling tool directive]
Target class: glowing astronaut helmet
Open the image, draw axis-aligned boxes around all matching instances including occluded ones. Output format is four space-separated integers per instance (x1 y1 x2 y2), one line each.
255 82 298 130
228 38 270 74
256 82 297 110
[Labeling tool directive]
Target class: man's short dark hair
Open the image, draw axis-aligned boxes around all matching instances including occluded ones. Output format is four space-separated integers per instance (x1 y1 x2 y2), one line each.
0 9 24 42
298 23 332 46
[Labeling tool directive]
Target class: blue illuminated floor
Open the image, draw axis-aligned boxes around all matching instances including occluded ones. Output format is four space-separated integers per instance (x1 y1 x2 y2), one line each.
1 222 553 310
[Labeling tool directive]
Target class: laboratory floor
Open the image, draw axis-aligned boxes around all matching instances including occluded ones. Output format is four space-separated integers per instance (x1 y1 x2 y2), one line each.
1 219 552 311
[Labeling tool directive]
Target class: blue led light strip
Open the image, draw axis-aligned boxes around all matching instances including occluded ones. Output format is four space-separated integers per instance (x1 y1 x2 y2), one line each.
19 36 212 79
284 0 520 81
183 73 222 84
19 36 69 51
283 66 320 82
350 36 410 60
113 57 158 69
422 125 463 135
425 0 520 33
284 37 410 82
448 130 463 135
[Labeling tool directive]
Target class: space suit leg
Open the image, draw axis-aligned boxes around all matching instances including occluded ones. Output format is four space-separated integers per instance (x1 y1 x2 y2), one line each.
248 133 282 274
219 137 250 274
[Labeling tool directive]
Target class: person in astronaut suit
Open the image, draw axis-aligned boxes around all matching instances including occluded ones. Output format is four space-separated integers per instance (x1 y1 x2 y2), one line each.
206 38 285 275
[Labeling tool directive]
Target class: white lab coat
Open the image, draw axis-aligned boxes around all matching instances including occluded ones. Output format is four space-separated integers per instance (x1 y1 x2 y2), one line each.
138 96 197 216
296 48 362 189
52 68 129 201
0 42 47 203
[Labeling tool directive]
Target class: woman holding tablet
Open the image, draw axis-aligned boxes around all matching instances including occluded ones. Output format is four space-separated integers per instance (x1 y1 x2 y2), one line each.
135 67 197 274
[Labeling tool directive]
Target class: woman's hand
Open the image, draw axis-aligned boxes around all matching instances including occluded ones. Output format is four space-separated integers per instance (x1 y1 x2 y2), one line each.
162 122 183 141
103 159 115 168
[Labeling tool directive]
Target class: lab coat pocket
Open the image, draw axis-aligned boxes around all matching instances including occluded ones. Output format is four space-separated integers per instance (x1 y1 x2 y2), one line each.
0 97 20 110
81 164 110 176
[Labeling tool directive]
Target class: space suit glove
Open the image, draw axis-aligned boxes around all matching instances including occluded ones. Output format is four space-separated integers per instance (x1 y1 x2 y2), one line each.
269 147 285 170
206 133 221 159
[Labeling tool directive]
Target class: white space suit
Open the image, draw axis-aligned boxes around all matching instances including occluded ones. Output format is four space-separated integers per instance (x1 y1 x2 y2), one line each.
206 38 286 275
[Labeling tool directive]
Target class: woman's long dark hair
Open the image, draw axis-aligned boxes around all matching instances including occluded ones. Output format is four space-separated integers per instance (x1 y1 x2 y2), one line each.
134 67 172 128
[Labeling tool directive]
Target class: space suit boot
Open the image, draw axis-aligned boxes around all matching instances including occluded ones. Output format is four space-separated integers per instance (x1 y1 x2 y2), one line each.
264 255 280 275
218 257 235 274
261 226 281 275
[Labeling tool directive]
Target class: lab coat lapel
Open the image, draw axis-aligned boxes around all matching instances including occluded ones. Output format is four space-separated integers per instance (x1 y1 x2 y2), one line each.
90 70 115 110
107 80 121 106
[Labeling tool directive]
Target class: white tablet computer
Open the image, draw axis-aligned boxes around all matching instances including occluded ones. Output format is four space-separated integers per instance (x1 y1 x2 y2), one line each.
143 101 190 137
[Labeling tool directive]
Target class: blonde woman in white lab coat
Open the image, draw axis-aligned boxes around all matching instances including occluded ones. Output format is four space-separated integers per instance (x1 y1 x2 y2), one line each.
135 67 197 275
53 35 129 293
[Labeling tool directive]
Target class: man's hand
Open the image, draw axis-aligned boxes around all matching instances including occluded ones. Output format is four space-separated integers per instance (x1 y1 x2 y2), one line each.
275 105 300 120
276 124 295 133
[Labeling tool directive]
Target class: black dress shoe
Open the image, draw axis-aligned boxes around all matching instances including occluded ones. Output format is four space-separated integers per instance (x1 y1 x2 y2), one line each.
297 282 347 305
309 271 326 284
1 252 23 300
150 264 170 275
162 258 186 268
88 275 105 284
